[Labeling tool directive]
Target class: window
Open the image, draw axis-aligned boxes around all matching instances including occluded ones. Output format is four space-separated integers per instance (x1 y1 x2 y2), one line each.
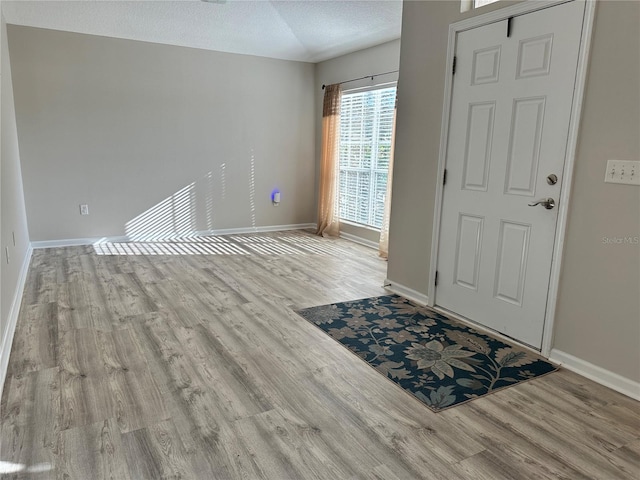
461 0 499 12
475 0 500 7
338 86 396 229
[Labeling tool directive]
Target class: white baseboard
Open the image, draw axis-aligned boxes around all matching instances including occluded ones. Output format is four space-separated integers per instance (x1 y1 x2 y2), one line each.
197 223 315 237
31 236 129 249
550 349 640 401
31 224 316 249
339 231 379 250
384 279 429 306
0 245 33 401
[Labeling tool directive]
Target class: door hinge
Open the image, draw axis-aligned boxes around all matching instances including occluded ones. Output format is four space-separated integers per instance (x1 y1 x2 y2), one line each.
443 169 448 186
435 271 439 286
452 56 457 75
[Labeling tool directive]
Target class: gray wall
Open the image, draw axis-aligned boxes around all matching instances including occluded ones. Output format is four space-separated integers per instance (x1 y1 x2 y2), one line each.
552 1 639 381
1 15 30 350
388 0 639 381
8 26 316 241
315 39 401 244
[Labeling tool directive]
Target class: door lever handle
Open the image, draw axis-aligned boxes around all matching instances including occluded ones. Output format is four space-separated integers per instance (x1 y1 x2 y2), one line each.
528 198 555 209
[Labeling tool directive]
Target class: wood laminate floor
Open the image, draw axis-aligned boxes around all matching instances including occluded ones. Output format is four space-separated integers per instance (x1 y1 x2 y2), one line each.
1 231 638 479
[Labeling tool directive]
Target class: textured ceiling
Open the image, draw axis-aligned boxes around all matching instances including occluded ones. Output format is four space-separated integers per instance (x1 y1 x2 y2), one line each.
1 0 403 63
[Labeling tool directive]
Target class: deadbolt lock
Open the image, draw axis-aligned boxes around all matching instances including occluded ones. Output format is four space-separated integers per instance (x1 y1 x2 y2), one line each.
547 174 558 185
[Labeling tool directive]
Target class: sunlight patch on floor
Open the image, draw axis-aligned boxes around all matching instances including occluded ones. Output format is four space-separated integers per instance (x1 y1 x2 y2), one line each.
0 461 52 474
92 233 348 257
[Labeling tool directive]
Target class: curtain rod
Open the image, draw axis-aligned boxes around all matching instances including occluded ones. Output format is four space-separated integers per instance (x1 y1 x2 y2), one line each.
322 70 399 90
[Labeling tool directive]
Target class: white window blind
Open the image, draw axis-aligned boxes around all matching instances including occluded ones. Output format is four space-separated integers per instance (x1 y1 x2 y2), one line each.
339 86 396 229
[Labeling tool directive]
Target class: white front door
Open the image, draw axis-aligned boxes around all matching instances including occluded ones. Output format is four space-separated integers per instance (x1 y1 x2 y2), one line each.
436 1 585 348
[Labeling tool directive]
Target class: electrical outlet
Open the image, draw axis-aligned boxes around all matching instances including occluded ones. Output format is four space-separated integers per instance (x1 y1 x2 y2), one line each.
80 204 89 215
604 160 640 185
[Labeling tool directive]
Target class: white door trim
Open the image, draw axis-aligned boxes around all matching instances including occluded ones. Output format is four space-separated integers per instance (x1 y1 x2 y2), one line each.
428 0 596 356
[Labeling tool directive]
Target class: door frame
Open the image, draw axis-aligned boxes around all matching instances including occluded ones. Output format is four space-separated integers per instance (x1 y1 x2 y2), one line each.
428 0 596 356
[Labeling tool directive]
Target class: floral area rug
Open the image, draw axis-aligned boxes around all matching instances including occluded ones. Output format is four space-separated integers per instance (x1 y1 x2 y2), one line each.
296 295 558 412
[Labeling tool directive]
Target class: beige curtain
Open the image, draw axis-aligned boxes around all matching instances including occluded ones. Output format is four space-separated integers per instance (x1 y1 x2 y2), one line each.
379 95 398 258
316 84 342 237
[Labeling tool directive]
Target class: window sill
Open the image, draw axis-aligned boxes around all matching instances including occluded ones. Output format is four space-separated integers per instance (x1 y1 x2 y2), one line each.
339 219 381 233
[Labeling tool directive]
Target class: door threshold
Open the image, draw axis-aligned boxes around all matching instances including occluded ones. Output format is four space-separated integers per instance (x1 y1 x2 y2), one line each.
433 305 544 357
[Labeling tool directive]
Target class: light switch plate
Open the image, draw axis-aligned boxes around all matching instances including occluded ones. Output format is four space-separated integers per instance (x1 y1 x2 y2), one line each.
604 160 640 185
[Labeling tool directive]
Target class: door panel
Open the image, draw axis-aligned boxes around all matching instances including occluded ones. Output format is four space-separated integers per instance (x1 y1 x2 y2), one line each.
454 214 484 290
436 1 585 348
493 220 530 306
516 34 554 79
472 46 501 85
504 97 546 196
462 102 495 191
